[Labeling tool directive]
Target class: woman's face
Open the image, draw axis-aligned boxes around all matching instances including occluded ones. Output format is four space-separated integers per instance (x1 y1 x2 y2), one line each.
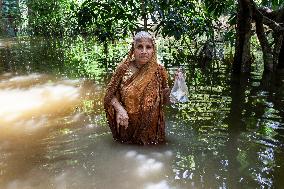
133 38 154 65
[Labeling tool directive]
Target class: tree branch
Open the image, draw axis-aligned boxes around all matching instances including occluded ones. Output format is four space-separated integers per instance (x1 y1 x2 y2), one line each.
251 0 284 33
258 7 284 22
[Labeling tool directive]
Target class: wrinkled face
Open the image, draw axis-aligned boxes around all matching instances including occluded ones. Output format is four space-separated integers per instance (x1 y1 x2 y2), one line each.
133 38 154 65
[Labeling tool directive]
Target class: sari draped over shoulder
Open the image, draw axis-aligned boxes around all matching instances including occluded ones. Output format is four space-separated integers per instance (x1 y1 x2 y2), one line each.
104 59 169 145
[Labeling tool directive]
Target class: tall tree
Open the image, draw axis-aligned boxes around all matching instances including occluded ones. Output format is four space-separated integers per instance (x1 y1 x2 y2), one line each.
77 0 140 41
0 0 2 35
233 0 284 73
251 1 284 73
233 0 253 73
278 42 284 70
141 0 147 30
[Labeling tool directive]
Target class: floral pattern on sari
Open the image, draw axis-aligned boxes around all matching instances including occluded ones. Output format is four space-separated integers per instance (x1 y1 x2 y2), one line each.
104 60 169 145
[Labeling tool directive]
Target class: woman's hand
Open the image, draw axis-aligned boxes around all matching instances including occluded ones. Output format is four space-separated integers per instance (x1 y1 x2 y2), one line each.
116 106 129 130
111 97 129 132
174 68 183 80
163 88 171 105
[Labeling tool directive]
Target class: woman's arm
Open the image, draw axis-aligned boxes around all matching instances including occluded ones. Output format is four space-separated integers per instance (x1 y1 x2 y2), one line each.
104 63 127 107
159 65 171 105
111 97 129 128
104 63 129 128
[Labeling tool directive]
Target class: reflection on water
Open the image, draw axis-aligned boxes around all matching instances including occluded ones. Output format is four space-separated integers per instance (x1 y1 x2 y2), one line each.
0 72 175 189
0 73 81 135
0 38 284 189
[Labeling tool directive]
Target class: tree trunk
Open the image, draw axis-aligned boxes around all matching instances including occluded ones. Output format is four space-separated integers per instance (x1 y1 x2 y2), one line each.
141 0 147 30
273 34 283 71
254 4 284 72
0 0 2 34
277 41 284 70
1 0 6 35
0 0 2 16
276 10 284 73
233 0 253 73
254 15 274 71
104 42 108 63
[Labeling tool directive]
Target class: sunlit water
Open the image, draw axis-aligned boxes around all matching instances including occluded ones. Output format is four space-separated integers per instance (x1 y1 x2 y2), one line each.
0 38 283 189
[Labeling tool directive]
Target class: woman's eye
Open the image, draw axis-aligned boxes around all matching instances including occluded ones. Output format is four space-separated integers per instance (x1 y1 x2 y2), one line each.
146 46 152 49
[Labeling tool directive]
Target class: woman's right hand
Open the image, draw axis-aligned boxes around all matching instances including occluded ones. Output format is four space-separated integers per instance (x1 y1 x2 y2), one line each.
116 106 129 130
111 97 129 132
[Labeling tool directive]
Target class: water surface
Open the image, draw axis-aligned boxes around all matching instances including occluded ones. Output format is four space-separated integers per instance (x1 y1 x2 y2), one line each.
0 37 283 189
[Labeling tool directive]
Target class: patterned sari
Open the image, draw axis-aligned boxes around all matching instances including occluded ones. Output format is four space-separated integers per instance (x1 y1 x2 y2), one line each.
104 59 169 145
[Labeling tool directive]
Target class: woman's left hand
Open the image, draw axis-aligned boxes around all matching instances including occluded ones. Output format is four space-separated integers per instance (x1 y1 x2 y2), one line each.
174 68 183 80
163 88 171 104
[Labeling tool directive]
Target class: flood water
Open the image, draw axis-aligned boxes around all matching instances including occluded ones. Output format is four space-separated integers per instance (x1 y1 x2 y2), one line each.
0 37 284 189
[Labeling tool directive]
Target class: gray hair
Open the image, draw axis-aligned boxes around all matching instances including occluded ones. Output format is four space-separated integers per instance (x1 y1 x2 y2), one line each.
133 31 153 41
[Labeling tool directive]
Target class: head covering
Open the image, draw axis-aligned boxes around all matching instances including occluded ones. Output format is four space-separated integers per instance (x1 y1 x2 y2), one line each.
123 31 157 65
133 31 154 42
120 31 159 114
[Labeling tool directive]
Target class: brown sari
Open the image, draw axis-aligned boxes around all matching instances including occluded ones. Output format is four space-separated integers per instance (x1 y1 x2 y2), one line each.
103 59 169 145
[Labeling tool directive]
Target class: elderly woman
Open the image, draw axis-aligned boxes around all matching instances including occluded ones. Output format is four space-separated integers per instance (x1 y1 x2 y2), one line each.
104 31 171 145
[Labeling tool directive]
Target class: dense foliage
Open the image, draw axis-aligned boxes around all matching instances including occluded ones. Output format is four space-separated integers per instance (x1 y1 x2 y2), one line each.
1 0 284 39
1 0 235 41
1 0 284 73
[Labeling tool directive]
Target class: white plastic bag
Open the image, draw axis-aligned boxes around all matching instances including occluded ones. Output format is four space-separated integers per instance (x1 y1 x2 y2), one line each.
170 70 189 103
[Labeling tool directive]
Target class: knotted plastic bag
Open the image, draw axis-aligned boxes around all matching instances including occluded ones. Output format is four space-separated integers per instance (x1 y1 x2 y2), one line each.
170 70 189 103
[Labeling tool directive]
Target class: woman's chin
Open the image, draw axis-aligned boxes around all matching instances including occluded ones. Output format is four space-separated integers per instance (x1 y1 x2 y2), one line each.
137 61 148 65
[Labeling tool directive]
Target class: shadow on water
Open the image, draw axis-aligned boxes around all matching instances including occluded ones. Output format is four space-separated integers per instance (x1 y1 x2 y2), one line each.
0 37 283 189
